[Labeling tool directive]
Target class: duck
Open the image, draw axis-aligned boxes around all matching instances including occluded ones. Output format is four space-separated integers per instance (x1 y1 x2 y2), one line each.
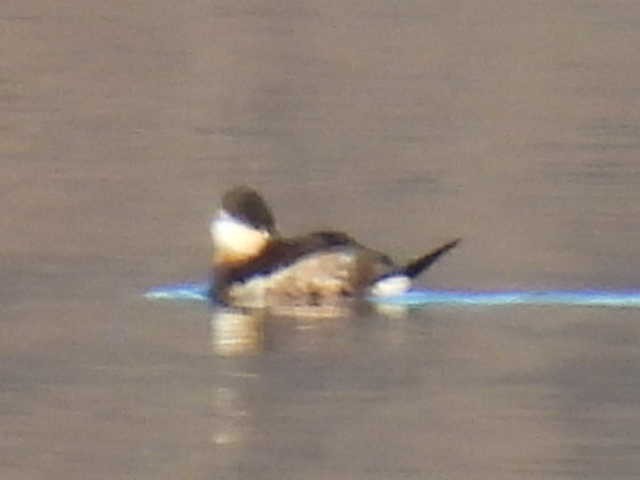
210 186 459 308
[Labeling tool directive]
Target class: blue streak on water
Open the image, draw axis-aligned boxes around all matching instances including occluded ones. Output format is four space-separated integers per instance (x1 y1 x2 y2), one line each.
144 282 210 302
144 282 640 308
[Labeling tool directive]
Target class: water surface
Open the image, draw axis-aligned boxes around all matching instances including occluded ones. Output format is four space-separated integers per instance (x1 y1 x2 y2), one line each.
3 1 640 478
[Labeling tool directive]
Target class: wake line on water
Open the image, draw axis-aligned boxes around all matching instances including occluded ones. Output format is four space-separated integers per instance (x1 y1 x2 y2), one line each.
144 282 640 308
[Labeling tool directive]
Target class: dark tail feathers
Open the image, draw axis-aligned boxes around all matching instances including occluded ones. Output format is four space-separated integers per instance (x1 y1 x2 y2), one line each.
398 238 461 279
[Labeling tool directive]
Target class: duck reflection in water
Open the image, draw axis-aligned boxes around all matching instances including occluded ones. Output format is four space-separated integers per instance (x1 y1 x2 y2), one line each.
210 308 265 357
210 306 350 357
210 300 413 357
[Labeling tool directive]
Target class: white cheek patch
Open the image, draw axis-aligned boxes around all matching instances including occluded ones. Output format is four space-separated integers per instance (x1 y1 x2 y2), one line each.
370 275 411 297
210 210 270 258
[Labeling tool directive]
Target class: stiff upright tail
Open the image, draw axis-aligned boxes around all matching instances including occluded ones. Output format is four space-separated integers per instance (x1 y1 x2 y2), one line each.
370 239 461 297
401 238 461 279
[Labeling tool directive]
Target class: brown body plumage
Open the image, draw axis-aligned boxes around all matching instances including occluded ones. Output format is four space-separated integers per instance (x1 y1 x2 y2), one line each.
210 186 459 308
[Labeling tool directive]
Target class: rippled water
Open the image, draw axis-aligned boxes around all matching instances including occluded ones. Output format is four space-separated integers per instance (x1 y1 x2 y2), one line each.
3 1 640 478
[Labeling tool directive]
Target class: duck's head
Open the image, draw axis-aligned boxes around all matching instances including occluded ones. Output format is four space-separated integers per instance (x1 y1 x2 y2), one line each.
210 186 276 265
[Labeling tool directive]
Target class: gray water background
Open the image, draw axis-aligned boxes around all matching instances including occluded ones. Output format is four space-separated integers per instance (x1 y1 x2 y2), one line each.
3 1 640 478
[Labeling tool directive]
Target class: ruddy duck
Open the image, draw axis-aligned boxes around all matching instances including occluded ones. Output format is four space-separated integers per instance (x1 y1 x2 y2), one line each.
210 186 460 308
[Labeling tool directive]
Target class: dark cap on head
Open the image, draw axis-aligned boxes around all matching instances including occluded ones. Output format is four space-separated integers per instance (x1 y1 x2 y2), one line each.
222 186 276 232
